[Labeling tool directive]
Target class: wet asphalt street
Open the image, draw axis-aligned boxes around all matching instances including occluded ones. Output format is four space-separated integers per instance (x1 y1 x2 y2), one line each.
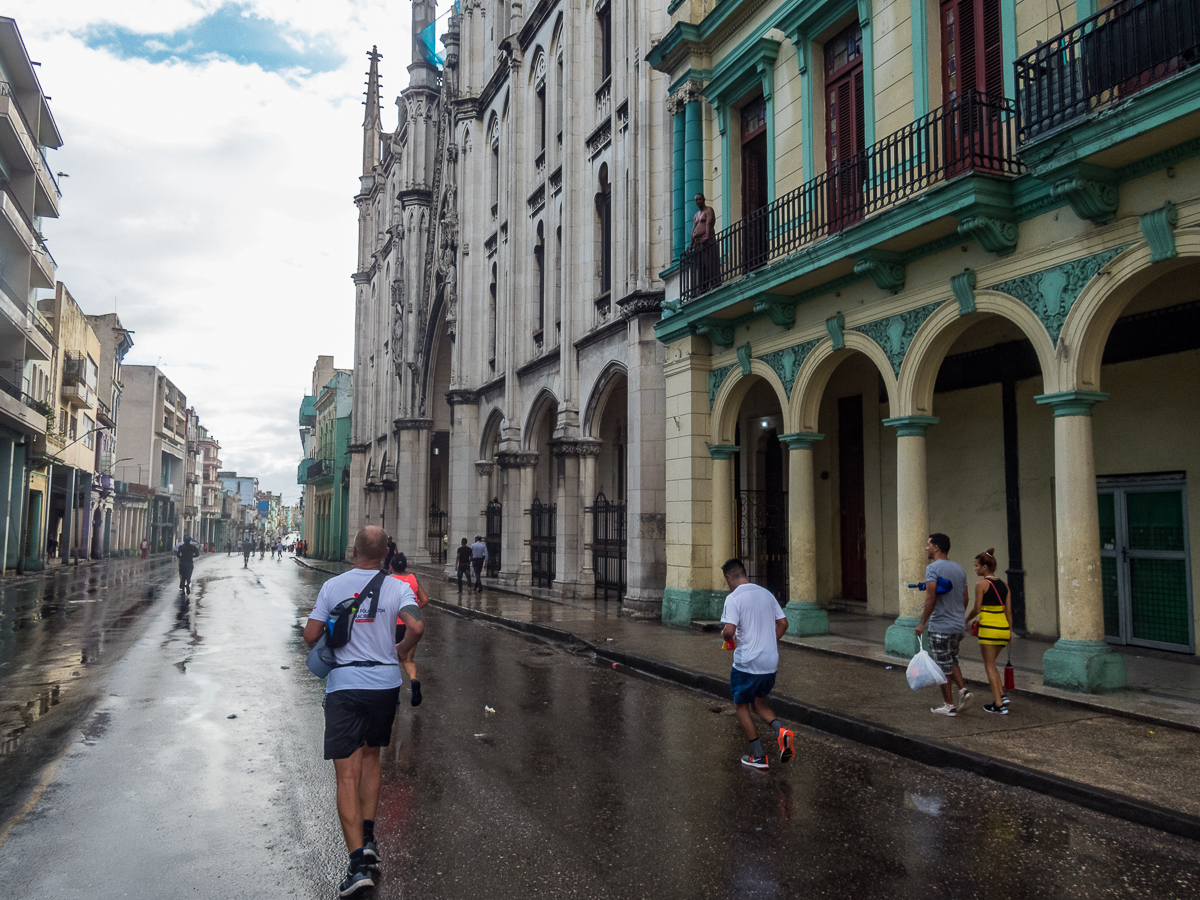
1 555 1199 899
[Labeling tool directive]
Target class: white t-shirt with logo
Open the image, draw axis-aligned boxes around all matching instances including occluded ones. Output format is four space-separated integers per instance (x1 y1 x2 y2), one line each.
309 568 418 693
720 582 787 675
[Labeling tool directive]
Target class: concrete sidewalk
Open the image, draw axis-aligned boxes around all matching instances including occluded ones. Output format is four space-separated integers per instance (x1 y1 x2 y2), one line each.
410 562 1200 841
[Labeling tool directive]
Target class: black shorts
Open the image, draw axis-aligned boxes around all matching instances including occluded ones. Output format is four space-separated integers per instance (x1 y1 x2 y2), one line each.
323 687 401 760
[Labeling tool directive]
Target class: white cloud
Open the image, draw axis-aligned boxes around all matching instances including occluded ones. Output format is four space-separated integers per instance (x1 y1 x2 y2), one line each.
10 0 416 503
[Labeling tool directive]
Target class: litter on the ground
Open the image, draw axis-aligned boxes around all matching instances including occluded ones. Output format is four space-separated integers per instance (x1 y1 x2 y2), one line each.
484 705 496 714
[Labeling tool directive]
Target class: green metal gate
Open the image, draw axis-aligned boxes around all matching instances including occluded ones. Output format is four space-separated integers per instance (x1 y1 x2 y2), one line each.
1099 476 1193 653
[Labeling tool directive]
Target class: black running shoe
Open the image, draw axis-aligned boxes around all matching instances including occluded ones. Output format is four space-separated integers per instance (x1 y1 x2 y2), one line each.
338 865 374 896
410 680 422 707
362 840 380 870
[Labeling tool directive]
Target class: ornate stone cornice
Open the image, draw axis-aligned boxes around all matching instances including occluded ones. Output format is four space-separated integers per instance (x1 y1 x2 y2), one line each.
393 417 434 432
495 450 539 469
475 461 495 476
348 442 371 454
617 289 664 320
549 438 602 459
445 389 479 406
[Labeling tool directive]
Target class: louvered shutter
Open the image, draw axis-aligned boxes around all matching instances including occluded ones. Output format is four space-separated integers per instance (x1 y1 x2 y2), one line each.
981 0 1003 98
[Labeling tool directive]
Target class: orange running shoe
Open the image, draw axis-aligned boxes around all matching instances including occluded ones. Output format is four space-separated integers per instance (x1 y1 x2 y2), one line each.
778 728 794 763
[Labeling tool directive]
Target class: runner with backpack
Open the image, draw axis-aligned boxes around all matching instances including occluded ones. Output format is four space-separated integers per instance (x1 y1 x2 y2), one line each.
303 526 424 897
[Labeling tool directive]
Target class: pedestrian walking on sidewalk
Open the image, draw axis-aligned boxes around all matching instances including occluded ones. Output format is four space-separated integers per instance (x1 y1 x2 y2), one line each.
455 538 471 592
139 538 147 559
915 533 973 717
303 526 424 897
390 552 430 707
966 548 1012 715
243 540 252 568
383 536 396 572
719 558 795 770
470 535 488 591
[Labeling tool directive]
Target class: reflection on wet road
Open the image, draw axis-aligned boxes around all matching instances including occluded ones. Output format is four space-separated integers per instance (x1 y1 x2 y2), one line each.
0 556 1196 899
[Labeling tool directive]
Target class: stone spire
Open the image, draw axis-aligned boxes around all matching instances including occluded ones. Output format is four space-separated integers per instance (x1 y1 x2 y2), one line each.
362 46 382 176
411 0 438 69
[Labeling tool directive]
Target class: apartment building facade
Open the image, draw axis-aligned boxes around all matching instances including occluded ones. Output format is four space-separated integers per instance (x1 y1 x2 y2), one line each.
650 0 1200 689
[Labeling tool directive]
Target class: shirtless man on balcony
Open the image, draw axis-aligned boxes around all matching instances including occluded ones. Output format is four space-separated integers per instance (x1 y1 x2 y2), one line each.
690 193 720 292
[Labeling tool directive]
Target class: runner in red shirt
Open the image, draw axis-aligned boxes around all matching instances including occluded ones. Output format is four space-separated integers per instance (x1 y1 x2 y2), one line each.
390 552 429 706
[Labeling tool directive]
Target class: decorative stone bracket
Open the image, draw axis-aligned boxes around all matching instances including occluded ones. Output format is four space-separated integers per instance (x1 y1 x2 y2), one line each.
1140 202 1178 262
736 343 752 376
1048 164 1120 225
696 320 735 348
754 297 796 329
853 249 906 293
825 312 846 350
951 269 977 315
958 215 1018 256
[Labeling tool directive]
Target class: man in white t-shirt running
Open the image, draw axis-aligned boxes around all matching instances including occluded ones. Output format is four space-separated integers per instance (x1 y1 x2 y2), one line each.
303 526 424 897
719 558 795 770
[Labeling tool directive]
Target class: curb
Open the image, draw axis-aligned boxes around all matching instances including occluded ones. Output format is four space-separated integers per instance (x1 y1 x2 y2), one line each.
429 597 1200 843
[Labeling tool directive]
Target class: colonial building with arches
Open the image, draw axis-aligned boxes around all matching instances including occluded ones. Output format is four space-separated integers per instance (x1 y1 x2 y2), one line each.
652 0 1200 690
350 0 673 614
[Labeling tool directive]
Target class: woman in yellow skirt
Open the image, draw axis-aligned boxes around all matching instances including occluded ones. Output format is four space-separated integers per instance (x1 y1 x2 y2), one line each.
966 548 1012 714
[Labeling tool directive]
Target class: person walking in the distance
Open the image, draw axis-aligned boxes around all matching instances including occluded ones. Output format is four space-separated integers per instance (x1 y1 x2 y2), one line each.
455 538 472 593
915 533 974 716
243 539 252 569
469 534 488 592
719 558 795 770
303 526 424 897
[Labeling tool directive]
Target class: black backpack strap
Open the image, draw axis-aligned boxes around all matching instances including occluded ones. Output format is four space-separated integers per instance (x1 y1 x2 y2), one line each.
359 569 389 619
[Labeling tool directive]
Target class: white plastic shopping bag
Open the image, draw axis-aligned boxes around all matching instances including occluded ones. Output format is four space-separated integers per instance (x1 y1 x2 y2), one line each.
906 634 948 691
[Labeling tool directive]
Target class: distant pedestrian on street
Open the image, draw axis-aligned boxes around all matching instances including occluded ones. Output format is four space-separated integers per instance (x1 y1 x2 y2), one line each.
390 552 430 706
966 548 1012 714
243 540 252 568
470 535 488 592
719 558 794 770
455 538 472 593
226 540 232 556
916 533 973 717
176 534 200 593
383 536 396 572
303 526 423 897
139 538 147 559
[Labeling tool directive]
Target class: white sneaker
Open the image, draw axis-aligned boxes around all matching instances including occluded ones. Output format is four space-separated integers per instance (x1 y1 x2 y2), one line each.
956 689 975 713
930 703 957 717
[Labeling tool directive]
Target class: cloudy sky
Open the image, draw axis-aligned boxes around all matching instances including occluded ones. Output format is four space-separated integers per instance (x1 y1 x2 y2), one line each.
16 0 423 504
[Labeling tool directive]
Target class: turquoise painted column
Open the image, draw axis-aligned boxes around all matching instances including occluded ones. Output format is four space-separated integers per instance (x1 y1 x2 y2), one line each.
779 433 828 635
673 107 686 260
1035 391 1126 693
882 416 939 658
684 99 704 219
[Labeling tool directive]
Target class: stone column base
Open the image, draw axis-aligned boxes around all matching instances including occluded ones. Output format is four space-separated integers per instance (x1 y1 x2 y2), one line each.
784 601 828 636
885 616 921 658
662 587 725 627
1042 639 1127 693
620 588 663 620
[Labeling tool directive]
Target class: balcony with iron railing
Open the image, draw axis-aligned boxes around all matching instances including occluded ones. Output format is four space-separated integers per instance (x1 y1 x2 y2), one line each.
1016 0 1200 144
0 81 61 211
678 91 1022 305
61 351 96 409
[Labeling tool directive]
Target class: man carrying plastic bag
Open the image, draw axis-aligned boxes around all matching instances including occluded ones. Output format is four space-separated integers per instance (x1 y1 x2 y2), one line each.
913 533 974 716
906 634 947 690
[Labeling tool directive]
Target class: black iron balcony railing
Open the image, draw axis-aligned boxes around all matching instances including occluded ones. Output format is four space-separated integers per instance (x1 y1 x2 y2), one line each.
1015 0 1200 141
679 90 1020 303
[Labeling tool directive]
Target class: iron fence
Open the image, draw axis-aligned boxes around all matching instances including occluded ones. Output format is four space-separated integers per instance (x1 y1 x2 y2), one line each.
1015 0 1200 140
680 90 1020 302
588 493 626 600
528 497 556 588
485 497 502 577
427 504 447 565
737 490 789 605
